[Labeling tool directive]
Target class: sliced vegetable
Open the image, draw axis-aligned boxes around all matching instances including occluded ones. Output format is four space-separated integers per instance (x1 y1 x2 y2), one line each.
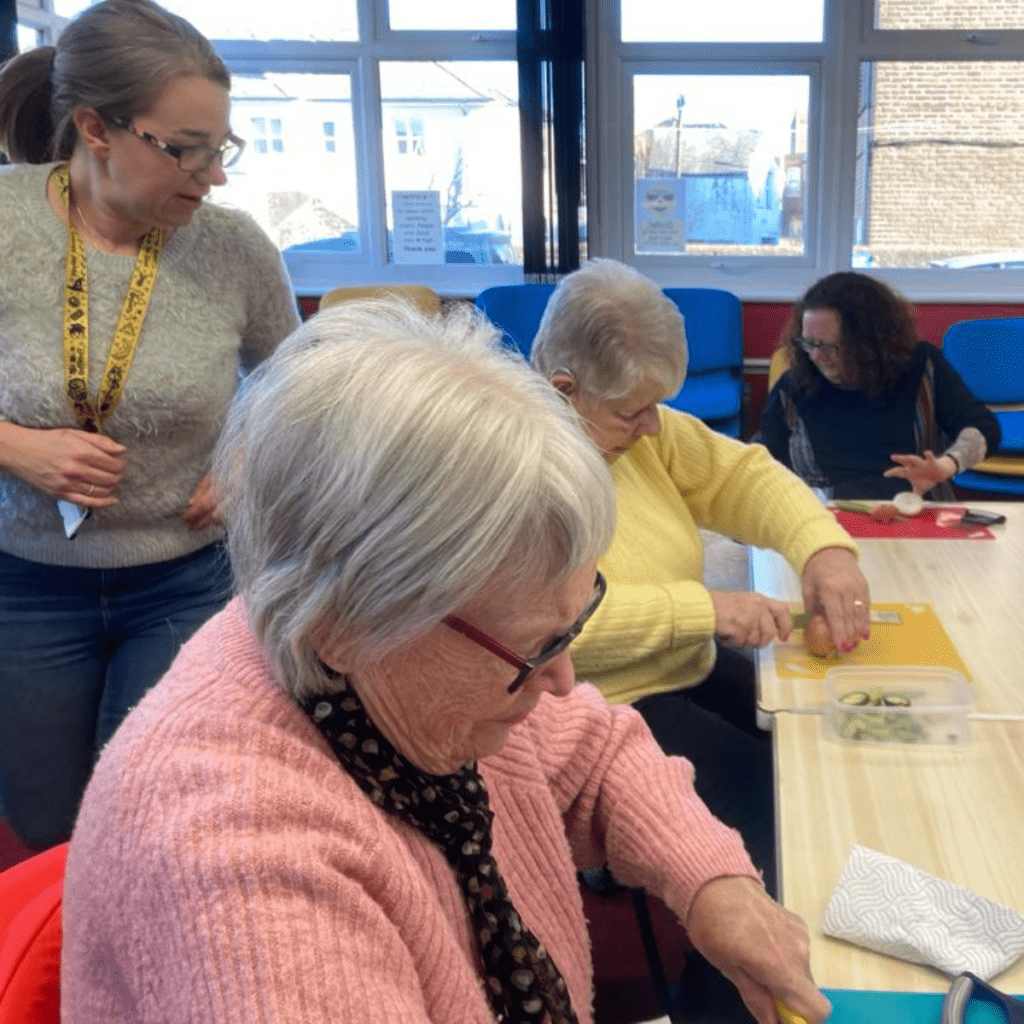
838 690 871 706
881 692 912 707
834 689 923 743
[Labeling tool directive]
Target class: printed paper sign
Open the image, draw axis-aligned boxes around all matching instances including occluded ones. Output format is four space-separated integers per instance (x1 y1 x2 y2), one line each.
392 190 444 264
635 179 686 253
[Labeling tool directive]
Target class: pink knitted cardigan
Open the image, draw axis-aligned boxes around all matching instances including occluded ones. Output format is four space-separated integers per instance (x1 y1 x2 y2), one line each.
61 598 757 1023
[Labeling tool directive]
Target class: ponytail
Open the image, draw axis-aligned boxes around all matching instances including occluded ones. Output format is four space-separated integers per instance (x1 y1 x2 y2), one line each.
0 47 58 163
0 1 230 166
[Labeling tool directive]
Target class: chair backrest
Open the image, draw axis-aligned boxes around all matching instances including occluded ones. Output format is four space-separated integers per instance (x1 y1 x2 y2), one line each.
0 843 67 1024
767 347 790 391
474 284 557 358
941 317 1024 404
319 284 442 317
662 288 743 375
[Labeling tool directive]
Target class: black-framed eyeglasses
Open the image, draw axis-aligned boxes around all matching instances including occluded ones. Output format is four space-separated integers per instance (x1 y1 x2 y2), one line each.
443 571 607 693
109 117 246 172
795 336 842 359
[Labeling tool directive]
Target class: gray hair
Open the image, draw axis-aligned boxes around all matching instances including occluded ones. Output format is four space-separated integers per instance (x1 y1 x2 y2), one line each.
532 259 688 401
214 298 617 700
0 0 229 163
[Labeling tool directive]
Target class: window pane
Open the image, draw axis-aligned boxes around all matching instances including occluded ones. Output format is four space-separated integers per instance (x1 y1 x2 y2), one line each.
875 0 1024 31
379 62 521 266
161 1 357 42
623 0 822 42
854 62 1024 269
388 0 515 31
16 23 41 51
218 74 360 256
52 0 90 17
633 74 809 257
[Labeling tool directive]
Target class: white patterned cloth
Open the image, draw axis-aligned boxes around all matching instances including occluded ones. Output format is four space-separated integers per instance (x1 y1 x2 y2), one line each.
822 845 1024 980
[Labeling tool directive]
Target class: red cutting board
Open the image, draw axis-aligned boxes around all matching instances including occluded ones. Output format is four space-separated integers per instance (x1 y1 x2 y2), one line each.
832 506 994 540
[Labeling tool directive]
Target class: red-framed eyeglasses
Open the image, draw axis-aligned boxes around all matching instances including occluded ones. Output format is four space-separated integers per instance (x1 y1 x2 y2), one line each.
443 571 607 693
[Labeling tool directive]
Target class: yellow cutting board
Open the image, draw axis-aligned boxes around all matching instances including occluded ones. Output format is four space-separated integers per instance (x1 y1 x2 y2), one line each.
773 602 972 680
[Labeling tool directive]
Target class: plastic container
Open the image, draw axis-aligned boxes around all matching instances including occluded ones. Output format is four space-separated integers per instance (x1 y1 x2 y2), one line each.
824 666 974 746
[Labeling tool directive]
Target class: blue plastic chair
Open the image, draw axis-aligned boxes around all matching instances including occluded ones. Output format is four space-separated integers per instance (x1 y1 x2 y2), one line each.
661 288 744 437
474 284 556 358
475 282 744 436
941 317 1024 496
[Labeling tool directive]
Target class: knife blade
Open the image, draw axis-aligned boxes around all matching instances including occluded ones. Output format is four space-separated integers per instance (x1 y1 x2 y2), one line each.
790 607 900 628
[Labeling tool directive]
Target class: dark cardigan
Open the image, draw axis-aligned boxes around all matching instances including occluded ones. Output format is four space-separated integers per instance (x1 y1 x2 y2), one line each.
759 342 1001 499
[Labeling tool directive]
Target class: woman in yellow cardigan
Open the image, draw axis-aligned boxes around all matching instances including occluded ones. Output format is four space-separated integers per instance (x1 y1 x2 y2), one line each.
532 260 870 899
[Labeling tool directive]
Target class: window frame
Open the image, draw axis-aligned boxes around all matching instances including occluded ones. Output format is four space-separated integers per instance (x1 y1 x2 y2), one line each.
21 0 1024 300
588 0 1024 300
622 59 823 278
218 2 526 296
14 0 69 47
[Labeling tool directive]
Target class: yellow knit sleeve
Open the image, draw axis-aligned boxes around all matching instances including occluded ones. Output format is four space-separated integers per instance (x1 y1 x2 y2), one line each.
654 409 857 573
568 408 857 706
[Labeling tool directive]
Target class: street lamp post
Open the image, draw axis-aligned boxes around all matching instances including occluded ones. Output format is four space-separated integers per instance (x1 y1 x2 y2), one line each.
674 94 685 178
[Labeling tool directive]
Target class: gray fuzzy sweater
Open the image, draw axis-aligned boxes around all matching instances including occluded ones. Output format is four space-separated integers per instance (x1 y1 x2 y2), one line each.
0 162 300 568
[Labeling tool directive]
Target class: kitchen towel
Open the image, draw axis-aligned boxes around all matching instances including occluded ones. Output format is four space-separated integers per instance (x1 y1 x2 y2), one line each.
822 845 1024 980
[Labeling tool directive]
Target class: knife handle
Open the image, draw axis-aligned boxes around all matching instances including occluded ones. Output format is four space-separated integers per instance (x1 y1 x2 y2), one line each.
775 997 808 1024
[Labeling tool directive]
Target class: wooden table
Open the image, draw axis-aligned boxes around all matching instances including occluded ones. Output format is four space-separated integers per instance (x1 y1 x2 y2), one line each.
754 505 1024 994
752 501 1024 717
774 712 1024 993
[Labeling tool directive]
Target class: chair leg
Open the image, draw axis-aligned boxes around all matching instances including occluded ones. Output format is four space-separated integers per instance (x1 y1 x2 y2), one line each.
630 887 674 1019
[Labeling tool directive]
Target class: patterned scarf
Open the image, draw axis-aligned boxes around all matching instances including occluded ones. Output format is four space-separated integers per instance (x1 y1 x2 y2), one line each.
300 672 579 1024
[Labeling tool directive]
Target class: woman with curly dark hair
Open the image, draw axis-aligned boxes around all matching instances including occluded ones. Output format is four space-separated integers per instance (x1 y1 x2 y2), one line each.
760 272 1000 499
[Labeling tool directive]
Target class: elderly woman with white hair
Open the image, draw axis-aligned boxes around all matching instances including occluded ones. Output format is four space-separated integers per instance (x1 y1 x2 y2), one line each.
532 260 870 901
61 299 831 1024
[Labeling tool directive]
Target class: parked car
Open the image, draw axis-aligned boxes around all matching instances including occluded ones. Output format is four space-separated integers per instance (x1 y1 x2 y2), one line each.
282 226 515 265
928 251 1024 270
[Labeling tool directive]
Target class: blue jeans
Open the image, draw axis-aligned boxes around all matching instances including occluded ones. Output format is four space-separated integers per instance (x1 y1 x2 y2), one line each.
0 543 233 850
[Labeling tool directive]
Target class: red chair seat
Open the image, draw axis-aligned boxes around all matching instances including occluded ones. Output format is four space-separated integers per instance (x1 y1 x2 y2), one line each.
0 843 67 1024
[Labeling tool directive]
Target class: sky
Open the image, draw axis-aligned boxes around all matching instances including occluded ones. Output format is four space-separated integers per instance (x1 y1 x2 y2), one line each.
633 74 809 149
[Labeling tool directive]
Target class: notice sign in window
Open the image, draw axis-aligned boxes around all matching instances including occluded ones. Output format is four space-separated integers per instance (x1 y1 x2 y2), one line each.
392 190 444 264
635 179 686 253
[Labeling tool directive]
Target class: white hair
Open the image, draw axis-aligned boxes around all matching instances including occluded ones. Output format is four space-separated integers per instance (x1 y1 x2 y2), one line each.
532 259 688 401
214 298 616 699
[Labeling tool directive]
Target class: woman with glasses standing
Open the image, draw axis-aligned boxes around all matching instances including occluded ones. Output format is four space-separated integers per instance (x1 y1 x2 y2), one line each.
0 0 299 850
63 299 831 1024
760 273 999 499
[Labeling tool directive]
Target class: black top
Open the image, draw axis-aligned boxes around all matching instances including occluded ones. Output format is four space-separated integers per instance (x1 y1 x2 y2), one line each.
759 342 1001 499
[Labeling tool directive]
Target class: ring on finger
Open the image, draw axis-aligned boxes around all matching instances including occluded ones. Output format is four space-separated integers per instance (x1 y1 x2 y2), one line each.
853 599 865 608
87 483 96 497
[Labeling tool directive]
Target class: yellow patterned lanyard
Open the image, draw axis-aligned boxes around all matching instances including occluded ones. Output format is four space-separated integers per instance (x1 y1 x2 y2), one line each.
53 164 163 433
